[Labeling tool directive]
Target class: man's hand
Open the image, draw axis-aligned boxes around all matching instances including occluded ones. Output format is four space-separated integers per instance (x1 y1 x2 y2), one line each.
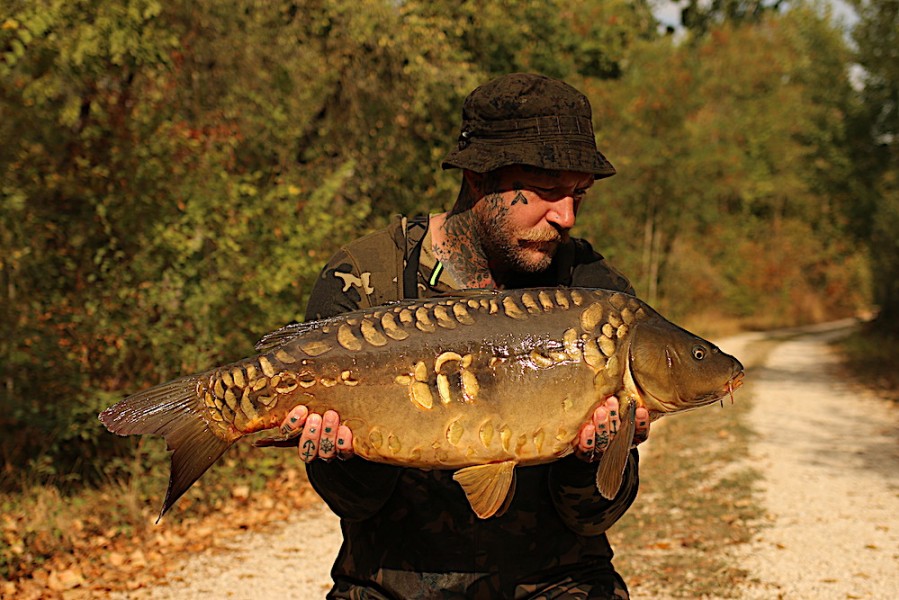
278 406 354 462
575 396 650 462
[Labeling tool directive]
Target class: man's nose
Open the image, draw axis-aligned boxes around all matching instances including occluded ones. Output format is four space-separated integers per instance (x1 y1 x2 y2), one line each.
545 197 577 230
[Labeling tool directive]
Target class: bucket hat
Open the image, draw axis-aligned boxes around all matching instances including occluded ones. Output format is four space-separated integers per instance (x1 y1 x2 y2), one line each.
442 73 615 178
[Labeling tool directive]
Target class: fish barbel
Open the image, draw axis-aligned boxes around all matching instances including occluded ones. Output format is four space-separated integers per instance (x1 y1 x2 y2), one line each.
99 287 744 520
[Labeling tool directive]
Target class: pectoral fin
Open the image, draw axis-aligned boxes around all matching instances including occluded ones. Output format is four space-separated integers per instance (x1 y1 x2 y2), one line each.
453 461 517 519
595 399 636 500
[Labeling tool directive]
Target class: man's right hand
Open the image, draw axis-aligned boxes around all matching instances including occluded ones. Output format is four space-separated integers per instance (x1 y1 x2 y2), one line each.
279 406 354 462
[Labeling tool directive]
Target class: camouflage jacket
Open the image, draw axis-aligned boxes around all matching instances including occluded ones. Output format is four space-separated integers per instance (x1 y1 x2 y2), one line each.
305 215 638 599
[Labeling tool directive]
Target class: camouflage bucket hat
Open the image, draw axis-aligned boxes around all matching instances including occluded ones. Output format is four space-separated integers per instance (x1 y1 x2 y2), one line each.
442 73 616 178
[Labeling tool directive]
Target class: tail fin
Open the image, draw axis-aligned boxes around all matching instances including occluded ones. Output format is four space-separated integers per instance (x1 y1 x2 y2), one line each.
595 399 636 500
99 374 234 522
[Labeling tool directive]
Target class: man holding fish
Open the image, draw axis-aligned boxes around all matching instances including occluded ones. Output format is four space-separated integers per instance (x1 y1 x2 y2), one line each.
100 73 742 597
283 73 652 599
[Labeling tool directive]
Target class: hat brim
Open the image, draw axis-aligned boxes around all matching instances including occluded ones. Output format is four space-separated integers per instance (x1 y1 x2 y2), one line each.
442 139 616 178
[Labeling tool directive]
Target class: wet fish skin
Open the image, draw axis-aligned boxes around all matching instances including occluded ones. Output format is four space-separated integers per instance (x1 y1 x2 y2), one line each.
99 287 744 520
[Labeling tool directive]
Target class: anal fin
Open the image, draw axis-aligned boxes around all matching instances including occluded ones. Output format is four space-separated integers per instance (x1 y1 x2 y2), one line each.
595 399 636 500
452 460 517 519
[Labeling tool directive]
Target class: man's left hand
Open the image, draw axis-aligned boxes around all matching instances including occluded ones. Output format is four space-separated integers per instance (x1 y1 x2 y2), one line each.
575 396 650 462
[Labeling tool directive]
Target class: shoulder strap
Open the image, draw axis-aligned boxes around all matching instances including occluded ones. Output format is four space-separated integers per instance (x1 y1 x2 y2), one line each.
336 214 429 307
402 214 429 299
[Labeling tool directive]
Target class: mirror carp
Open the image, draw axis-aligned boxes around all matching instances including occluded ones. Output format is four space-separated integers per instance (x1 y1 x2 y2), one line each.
99 287 744 521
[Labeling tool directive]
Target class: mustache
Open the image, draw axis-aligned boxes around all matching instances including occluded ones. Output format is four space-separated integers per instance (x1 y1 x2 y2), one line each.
518 229 569 244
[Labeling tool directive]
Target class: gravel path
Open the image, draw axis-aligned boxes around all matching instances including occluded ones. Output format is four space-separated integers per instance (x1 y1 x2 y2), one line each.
734 324 899 600
116 500 342 599
121 324 899 599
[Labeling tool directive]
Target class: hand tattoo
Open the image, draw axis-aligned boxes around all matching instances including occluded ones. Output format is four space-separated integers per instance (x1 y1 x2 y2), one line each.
302 439 317 461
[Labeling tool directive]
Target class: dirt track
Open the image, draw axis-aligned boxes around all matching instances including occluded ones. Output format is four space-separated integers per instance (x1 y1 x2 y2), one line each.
121 324 899 599
732 324 899 599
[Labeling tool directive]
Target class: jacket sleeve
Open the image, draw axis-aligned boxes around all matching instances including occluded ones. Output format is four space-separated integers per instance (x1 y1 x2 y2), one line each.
302 249 403 521
547 450 640 536
549 239 640 534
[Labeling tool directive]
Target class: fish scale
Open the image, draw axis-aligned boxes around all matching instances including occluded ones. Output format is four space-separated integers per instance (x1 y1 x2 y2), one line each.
99 287 744 521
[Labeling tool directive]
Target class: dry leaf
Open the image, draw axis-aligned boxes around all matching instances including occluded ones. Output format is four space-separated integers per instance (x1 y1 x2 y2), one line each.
47 567 84 591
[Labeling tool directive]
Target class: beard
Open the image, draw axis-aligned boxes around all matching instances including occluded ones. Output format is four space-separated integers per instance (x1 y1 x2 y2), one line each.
474 211 568 274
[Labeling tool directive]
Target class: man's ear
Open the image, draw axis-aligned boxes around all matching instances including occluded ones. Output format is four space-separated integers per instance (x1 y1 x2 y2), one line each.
463 169 485 195
464 169 502 196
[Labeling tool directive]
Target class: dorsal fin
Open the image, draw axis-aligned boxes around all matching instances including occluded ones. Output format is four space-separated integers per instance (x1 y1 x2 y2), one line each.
254 291 506 352
254 320 328 352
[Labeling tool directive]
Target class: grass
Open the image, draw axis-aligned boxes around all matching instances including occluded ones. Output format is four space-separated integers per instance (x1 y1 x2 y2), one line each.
835 323 899 403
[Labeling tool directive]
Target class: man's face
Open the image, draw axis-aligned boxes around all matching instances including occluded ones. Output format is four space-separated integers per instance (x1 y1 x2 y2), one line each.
469 165 595 274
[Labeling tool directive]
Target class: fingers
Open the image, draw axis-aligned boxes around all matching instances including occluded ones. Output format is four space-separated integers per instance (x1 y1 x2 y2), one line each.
594 405 611 454
318 410 340 460
576 397 650 462
606 396 621 438
575 421 597 460
336 424 354 460
576 402 610 461
298 412 323 463
279 405 309 438
279 406 354 462
633 406 650 446
575 397 624 462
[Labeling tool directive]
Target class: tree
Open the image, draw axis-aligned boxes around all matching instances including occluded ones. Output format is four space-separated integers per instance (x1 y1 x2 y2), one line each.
579 4 868 325
850 0 899 328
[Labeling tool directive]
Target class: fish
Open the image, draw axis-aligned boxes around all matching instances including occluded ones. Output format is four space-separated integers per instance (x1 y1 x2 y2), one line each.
99 287 744 521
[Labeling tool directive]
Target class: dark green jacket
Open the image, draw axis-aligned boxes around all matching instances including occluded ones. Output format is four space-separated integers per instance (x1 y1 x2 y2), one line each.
305 216 637 599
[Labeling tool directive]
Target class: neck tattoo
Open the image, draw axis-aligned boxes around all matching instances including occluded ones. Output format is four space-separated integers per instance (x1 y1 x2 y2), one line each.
434 210 495 289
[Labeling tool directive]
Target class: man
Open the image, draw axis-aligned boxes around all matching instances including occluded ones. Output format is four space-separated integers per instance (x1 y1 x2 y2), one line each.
279 73 651 599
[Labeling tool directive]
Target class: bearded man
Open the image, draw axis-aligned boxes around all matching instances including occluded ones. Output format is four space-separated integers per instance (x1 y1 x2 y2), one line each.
279 73 651 599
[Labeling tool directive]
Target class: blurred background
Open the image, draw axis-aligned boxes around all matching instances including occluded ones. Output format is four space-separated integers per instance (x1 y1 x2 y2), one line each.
1 0 896 592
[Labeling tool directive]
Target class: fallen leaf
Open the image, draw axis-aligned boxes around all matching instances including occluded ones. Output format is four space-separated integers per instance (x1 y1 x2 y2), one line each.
47 567 85 591
129 549 147 568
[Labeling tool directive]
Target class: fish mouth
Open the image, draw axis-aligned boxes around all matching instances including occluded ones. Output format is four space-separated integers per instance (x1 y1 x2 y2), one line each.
720 371 744 407
697 371 745 408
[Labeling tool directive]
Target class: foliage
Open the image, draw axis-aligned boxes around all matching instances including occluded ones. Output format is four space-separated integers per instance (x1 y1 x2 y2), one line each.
577 5 869 326
676 0 787 35
0 0 887 585
849 0 899 329
837 324 899 402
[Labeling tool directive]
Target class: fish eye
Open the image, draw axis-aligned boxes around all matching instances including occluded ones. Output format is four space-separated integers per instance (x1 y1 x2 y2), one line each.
692 345 706 360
